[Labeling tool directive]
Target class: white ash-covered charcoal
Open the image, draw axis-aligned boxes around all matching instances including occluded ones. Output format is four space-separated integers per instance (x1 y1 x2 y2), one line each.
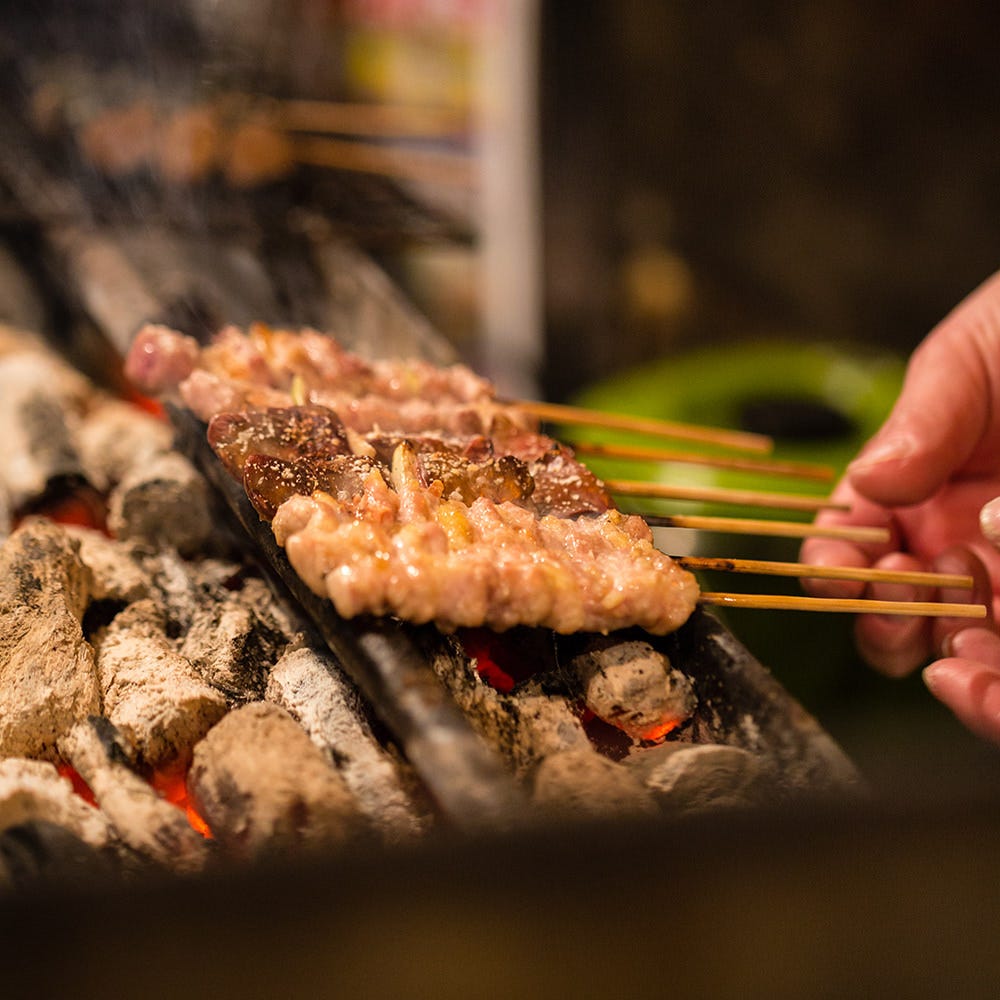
59 718 210 874
179 582 291 702
563 635 698 743
140 547 244 628
531 747 658 820
0 758 112 852
0 519 101 759
187 702 365 861
92 598 228 770
623 742 770 815
140 549 297 661
75 396 174 492
266 645 429 844
0 343 92 509
106 451 215 557
64 526 154 604
429 642 590 775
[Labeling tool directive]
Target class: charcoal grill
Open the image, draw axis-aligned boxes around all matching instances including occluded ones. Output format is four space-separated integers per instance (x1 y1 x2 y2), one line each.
1 6 998 997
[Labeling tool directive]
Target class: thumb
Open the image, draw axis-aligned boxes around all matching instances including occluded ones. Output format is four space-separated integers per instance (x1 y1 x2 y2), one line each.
846 272 1000 507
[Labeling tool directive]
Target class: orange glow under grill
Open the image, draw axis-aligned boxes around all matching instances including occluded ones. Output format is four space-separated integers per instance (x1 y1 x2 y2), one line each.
150 770 212 838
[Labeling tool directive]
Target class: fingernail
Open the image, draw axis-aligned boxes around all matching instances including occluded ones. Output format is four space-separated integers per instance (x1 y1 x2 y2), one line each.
848 435 914 474
923 662 942 694
981 497 1000 546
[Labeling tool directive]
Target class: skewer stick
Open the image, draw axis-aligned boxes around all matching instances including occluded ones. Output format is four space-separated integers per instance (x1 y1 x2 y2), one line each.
293 136 476 188
276 99 469 139
676 556 974 590
511 399 773 455
643 513 890 544
606 478 847 513
699 592 986 618
572 439 834 483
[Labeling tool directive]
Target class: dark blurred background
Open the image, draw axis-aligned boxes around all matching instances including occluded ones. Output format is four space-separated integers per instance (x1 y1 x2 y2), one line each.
540 0 1000 400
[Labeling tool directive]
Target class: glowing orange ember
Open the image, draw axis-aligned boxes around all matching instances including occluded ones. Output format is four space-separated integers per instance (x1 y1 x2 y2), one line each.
33 490 109 533
458 627 542 693
57 763 97 807
150 769 212 838
123 389 167 420
638 719 681 744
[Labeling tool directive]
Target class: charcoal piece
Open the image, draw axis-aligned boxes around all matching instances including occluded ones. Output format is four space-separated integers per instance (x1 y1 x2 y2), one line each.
187 702 364 861
64 526 154 603
429 641 590 775
140 548 246 633
106 451 214 556
531 747 658 820
180 587 289 702
93 598 228 769
623 743 769 815
0 348 90 508
0 821 116 893
59 718 210 874
267 645 429 844
564 635 697 742
75 396 174 492
0 758 112 851
0 519 100 759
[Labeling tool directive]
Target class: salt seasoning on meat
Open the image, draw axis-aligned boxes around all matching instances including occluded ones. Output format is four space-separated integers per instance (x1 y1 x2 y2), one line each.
126 324 701 635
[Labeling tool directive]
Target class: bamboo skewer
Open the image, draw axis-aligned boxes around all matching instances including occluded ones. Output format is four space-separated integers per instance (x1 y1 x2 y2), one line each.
606 478 847 513
676 556 974 590
572 439 834 483
699 592 986 618
512 399 774 455
276 99 469 140
293 136 476 188
642 513 891 544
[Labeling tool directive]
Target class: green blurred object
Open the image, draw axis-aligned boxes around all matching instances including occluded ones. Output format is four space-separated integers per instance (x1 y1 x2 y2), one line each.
571 338 905 509
570 338 912 753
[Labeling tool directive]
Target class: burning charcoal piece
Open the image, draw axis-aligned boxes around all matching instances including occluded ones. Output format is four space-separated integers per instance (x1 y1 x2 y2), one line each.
179 587 290 702
0 348 91 509
187 702 364 861
75 397 174 493
0 759 112 852
266 645 429 844
59 719 210 874
564 636 697 743
92 599 228 770
623 743 769 815
0 519 101 759
531 747 658 820
429 642 591 775
106 451 214 556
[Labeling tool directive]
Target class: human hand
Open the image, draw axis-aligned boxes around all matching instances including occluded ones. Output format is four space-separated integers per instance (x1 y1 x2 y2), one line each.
800 271 1000 743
